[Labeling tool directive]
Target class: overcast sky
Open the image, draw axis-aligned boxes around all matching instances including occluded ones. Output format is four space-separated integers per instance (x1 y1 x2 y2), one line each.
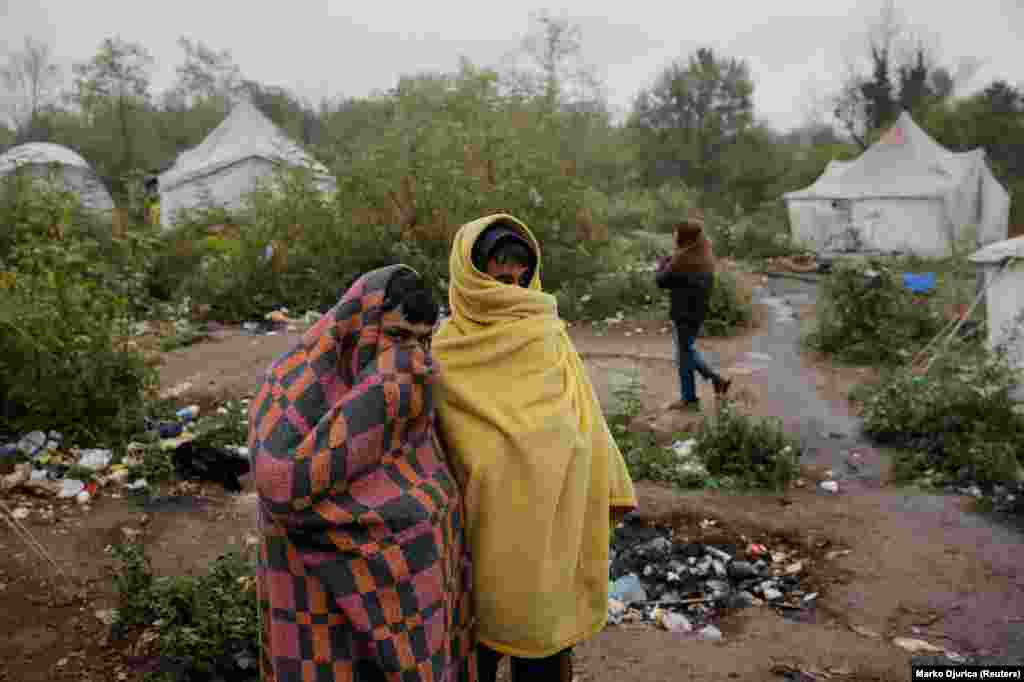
2 0 1021 133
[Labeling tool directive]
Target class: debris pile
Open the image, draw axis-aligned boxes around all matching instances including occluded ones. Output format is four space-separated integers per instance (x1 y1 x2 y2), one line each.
242 308 321 335
0 400 253 519
607 517 819 638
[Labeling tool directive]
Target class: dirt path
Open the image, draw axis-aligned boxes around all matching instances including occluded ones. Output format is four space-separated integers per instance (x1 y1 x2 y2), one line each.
2 276 1023 681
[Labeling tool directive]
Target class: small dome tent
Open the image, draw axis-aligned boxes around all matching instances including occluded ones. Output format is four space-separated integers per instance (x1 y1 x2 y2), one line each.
783 112 1010 258
158 100 336 228
0 142 115 214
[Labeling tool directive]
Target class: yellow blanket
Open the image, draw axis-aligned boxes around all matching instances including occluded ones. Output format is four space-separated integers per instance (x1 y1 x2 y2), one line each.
432 214 637 658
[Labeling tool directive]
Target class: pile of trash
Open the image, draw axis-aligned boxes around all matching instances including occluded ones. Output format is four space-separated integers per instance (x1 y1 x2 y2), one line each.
607 518 818 640
0 403 252 518
242 308 321 336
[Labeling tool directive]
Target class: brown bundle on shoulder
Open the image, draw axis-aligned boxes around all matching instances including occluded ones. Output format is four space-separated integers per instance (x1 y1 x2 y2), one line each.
668 209 716 274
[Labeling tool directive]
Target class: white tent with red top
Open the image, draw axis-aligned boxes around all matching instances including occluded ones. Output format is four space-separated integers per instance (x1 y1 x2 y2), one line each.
783 112 1010 258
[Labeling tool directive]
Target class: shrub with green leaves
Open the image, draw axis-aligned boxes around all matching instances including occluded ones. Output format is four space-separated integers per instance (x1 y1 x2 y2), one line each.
804 259 944 364
704 270 754 336
711 203 802 260
852 349 1024 488
113 542 260 682
693 400 801 490
0 178 157 443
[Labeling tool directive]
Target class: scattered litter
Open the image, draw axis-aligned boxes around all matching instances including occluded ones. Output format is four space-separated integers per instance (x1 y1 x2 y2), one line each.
819 481 839 493
158 421 185 439
893 637 945 654
747 543 768 557
17 431 47 456
825 549 852 561
127 479 149 491
11 507 30 520
698 624 722 641
850 624 882 639
175 405 200 422
671 439 697 458
610 574 648 605
58 479 86 499
77 449 112 472
607 598 627 625
75 490 91 505
903 272 937 294
653 607 693 633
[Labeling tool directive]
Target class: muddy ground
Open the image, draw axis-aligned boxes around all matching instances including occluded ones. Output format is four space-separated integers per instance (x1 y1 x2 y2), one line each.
1 271 1022 682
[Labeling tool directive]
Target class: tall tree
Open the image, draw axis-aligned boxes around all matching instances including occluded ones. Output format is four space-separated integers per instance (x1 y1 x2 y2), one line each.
831 0 981 148
71 37 154 198
629 47 754 199
0 37 62 140
499 11 603 112
170 37 244 107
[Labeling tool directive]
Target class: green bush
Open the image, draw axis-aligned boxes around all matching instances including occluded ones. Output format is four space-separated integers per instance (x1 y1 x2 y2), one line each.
711 202 802 260
605 375 799 491
606 181 698 233
0 178 157 444
804 259 945 364
852 349 1024 488
113 543 260 682
704 270 754 336
693 399 802 490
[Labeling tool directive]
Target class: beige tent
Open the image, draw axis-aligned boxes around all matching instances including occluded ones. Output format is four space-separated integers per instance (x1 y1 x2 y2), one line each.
784 112 1010 258
158 100 336 228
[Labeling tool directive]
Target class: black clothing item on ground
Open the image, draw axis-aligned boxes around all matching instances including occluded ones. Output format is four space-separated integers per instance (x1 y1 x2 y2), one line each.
477 643 572 682
656 269 714 333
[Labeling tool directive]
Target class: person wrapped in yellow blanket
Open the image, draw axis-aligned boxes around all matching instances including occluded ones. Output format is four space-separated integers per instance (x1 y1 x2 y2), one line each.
431 214 638 682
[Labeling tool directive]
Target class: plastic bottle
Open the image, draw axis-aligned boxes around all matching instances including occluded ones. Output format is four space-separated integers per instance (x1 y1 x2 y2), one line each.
176 405 200 423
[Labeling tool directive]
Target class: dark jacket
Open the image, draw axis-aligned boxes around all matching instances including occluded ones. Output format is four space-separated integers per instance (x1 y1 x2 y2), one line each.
656 268 714 334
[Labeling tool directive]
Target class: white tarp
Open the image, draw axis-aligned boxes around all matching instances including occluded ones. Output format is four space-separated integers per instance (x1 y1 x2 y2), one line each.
969 236 1024 372
784 112 1010 256
158 100 336 226
0 142 114 213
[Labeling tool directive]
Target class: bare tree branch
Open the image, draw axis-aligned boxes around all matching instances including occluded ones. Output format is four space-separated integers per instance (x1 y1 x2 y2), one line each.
0 36 61 134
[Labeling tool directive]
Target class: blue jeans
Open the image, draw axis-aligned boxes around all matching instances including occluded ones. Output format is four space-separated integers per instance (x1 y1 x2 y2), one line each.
672 321 714 402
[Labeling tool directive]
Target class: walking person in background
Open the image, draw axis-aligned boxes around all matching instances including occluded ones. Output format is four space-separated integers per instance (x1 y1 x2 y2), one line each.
248 265 475 682
656 210 732 411
431 214 638 682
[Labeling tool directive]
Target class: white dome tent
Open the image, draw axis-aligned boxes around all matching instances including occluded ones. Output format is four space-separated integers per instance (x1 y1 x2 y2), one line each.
158 99 336 229
783 112 1010 258
0 142 115 215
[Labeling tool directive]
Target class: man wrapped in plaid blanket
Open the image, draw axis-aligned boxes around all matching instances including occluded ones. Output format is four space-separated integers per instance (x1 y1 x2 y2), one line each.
249 264 476 682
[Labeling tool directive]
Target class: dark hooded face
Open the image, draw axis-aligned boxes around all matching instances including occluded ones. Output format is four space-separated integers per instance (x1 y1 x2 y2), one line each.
485 256 530 286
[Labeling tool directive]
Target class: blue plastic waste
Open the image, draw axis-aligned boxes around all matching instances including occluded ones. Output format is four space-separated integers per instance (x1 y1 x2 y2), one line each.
609 573 648 605
903 272 937 294
158 421 184 439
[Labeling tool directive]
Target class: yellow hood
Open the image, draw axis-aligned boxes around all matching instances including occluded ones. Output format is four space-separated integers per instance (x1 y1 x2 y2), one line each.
432 214 637 658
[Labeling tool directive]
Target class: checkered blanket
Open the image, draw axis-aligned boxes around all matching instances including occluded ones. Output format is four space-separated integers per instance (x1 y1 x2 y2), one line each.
249 265 476 682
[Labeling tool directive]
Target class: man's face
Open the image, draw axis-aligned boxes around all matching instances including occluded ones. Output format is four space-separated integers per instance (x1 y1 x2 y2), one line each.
486 257 529 286
380 308 434 351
